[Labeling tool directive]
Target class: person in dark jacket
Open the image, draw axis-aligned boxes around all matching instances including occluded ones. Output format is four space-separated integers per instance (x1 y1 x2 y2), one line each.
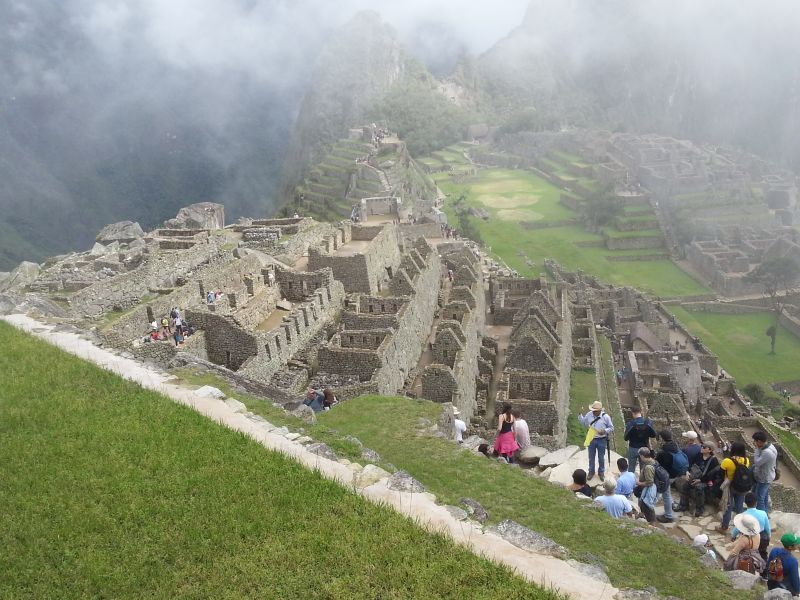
676 442 720 517
766 533 800 596
624 408 657 474
655 430 687 523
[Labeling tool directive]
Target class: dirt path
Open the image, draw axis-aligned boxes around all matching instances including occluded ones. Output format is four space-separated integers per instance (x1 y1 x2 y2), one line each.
2 313 617 600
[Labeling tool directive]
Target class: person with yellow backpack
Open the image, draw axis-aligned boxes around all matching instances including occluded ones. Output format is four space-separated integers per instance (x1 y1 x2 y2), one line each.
717 441 753 533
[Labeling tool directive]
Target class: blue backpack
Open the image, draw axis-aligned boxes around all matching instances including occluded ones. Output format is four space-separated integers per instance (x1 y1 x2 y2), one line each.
669 450 689 477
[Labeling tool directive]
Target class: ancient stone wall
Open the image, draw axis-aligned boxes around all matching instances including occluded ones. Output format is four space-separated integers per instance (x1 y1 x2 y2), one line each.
604 235 664 250
275 265 334 302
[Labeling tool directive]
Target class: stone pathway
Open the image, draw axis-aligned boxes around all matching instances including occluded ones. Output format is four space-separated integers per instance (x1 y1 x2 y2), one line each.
3 313 618 600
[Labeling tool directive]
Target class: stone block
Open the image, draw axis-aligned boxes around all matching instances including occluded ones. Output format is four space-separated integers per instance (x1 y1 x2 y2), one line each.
489 519 567 558
224 398 247 413
518 446 548 465
195 385 226 399
538 445 580 468
306 442 337 461
459 497 489 522
724 570 760 590
387 471 426 493
355 464 391 488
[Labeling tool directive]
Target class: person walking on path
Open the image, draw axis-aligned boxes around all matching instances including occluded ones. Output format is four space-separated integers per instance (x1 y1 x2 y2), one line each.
493 404 519 463
636 447 658 523
579 401 614 481
752 431 778 512
717 441 752 533
766 533 800 596
623 407 656 474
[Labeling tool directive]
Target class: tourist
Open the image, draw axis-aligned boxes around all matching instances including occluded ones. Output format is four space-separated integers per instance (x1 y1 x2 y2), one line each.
654 430 688 523
676 442 720 517
752 431 778 512
512 409 531 450
724 513 765 574
693 534 717 561
717 441 752 533
477 443 491 459
595 477 633 518
493 404 519 463
567 469 593 498
149 329 160 342
172 328 183 347
206 290 215 304
453 408 467 443
579 401 614 481
635 447 658 523
303 388 324 413
174 314 183 335
732 492 771 561
623 407 656 473
766 533 800 595
161 316 171 335
615 458 637 499
682 430 702 464
150 319 158 331
322 388 338 411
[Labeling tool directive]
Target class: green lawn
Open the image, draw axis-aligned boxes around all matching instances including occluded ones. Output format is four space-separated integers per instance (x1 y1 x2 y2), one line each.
568 369 597 446
0 322 561 600
671 307 800 387
437 169 709 297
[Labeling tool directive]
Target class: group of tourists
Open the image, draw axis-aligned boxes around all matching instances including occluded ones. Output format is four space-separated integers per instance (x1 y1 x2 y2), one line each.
455 403 531 463
146 307 194 346
574 402 796 592
440 225 459 240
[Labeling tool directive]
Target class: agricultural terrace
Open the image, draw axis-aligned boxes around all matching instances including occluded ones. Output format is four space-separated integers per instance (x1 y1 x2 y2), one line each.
433 164 710 297
671 306 800 388
0 322 562 600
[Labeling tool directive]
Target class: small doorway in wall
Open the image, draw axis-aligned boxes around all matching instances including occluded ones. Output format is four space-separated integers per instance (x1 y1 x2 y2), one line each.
226 351 232 369
386 266 393 279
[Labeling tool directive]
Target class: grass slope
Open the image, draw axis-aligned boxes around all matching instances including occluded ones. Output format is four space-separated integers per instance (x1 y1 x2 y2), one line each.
175 367 750 600
0 322 561 600
671 307 800 387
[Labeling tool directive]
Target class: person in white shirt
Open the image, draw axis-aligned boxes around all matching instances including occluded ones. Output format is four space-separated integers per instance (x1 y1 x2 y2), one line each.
512 409 531 450
453 408 467 443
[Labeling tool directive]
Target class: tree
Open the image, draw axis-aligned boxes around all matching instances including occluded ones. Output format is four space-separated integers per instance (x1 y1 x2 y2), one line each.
581 187 622 232
744 256 800 354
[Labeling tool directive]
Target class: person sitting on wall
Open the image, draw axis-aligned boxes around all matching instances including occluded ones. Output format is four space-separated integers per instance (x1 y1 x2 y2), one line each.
322 388 338 411
303 388 324 413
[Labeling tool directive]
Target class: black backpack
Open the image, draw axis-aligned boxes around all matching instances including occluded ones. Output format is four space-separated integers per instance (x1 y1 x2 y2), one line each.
654 463 671 493
731 459 754 494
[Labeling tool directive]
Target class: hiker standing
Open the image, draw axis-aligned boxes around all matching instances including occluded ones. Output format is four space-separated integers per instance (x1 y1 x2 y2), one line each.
752 431 778 512
717 441 752 533
623 407 656 473
766 533 800 596
579 401 614 481
636 448 658 523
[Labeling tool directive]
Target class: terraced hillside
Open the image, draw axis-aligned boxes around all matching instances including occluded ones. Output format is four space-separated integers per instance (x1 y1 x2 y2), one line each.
292 137 437 221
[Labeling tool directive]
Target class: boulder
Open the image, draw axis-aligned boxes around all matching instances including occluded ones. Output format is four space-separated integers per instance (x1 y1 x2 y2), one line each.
462 435 487 451
771 511 800 534
547 447 625 486
387 471 426 493
164 202 225 230
444 505 469 521
518 446 548 465
0 261 40 292
290 404 317 424
566 559 610 583
489 520 567 558
677 523 702 539
224 398 247 413
96 221 144 244
90 241 119 256
306 443 337 461
355 464 391 488
195 385 225 399
276 299 292 311
360 448 380 462
614 589 659 600
762 589 793 599
343 435 363 449
538 445 580 468
724 570 761 590
460 498 489 522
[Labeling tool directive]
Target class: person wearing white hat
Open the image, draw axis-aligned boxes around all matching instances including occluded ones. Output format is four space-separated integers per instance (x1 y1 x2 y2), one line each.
692 534 717 561
452 409 466 444
579 400 614 481
724 513 766 574
681 430 701 464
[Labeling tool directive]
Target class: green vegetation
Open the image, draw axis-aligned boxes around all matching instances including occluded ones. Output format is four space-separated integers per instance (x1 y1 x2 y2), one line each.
369 65 472 156
0 322 562 600
434 166 708 297
568 369 597 445
671 306 800 387
171 369 744 599
597 336 627 452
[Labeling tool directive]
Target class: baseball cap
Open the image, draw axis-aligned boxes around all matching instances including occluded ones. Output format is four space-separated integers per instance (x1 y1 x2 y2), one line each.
782 533 800 547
